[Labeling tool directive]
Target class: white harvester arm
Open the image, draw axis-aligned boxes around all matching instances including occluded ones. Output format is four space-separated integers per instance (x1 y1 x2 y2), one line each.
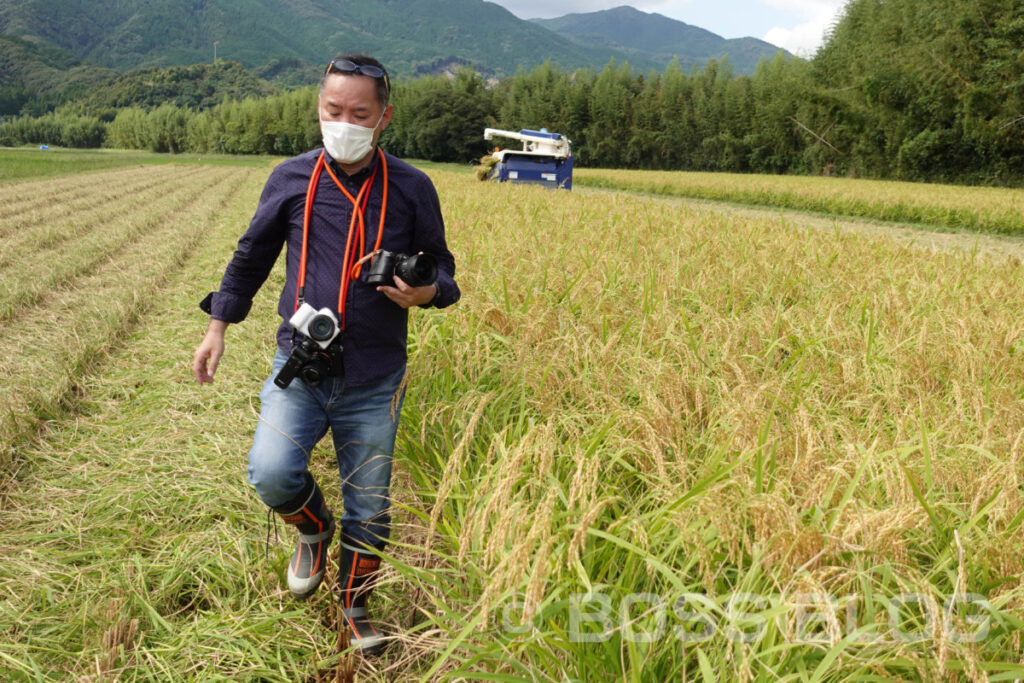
484 128 571 158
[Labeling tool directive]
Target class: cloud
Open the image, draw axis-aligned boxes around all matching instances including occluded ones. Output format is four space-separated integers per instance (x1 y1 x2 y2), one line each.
762 0 843 14
761 0 845 55
493 0 622 18
763 24 822 56
492 0 847 53
492 0 693 20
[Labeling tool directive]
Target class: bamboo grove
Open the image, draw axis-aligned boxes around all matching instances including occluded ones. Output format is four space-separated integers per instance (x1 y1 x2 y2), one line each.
1 0 1022 185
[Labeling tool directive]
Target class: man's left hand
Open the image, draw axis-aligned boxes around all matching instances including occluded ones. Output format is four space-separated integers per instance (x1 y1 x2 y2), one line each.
377 277 437 309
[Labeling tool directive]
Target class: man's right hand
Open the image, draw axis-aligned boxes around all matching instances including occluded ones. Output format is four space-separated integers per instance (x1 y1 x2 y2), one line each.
192 320 229 384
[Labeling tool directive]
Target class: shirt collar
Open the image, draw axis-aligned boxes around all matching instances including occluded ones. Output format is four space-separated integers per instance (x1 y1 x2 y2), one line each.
327 146 381 182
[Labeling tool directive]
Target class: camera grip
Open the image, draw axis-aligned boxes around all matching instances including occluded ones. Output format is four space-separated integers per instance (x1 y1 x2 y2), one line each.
273 349 309 389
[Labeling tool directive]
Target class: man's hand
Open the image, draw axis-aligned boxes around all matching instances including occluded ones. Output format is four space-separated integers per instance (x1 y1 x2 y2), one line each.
377 277 437 309
192 319 229 384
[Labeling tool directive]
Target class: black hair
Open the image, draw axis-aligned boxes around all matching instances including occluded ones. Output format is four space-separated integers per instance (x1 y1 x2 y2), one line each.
321 54 390 107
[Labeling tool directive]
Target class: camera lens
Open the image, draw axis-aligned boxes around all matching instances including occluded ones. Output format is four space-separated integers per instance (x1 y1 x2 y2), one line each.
298 351 332 386
396 253 438 287
307 314 336 342
299 365 325 386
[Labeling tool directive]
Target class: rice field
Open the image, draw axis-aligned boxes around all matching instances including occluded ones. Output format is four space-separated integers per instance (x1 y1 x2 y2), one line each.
575 167 1024 236
0 147 278 183
1 153 1023 681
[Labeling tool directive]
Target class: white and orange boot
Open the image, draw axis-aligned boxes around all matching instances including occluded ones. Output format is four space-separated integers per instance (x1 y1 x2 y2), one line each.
338 540 386 655
275 477 336 599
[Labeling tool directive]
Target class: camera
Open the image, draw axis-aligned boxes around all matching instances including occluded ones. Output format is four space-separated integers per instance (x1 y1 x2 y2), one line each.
289 303 341 348
365 251 438 288
274 303 344 389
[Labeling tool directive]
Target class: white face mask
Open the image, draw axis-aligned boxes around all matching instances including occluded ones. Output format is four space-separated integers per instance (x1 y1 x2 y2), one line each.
320 110 384 164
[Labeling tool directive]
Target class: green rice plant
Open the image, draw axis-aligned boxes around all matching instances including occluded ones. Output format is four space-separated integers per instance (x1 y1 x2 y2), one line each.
394 175 1024 680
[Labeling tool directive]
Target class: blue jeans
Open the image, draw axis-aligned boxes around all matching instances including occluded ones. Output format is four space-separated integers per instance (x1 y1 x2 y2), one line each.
247 350 406 549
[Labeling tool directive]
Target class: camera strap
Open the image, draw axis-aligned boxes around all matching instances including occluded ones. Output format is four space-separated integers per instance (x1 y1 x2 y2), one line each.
296 148 389 330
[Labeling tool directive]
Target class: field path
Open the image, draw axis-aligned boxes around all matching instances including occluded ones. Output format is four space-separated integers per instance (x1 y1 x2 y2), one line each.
581 187 1024 263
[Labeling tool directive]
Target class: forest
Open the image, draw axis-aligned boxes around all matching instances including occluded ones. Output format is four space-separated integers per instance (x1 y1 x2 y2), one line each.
2 0 1022 185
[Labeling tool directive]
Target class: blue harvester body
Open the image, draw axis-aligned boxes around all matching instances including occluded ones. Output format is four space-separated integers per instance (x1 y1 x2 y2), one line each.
484 128 573 190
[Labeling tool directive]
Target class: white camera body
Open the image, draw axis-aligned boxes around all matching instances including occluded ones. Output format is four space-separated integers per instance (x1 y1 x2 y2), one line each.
289 303 341 349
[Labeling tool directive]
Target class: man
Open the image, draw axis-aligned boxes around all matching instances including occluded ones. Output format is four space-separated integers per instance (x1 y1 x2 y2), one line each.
191 54 459 656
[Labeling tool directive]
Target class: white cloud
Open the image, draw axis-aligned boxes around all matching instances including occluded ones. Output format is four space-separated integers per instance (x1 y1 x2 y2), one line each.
493 0 699 20
491 0 848 53
493 0 621 18
761 0 845 56
763 25 819 57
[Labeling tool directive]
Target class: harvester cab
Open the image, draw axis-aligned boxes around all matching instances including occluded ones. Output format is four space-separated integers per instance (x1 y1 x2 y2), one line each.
482 127 573 190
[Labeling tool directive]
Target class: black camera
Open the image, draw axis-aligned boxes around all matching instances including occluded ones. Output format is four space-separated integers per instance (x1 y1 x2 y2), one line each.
274 303 344 389
365 251 438 288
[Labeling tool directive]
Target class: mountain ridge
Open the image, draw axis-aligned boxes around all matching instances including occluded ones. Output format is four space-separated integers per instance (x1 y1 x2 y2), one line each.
0 0 790 117
0 0 639 77
0 0 786 79
531 5 789 75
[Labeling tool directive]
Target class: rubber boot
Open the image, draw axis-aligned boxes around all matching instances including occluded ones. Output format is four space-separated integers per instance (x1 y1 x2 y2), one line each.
274 476 335 599
338 539 385 655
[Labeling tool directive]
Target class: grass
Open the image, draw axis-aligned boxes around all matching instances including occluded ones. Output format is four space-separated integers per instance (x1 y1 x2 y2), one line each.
1 153 1023 681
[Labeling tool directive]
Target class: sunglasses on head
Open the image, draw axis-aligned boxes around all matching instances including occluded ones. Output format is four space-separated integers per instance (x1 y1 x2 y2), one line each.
325 59 391 94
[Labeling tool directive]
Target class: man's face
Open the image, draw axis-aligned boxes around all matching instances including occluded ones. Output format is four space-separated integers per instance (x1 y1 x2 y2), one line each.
318 73 392 143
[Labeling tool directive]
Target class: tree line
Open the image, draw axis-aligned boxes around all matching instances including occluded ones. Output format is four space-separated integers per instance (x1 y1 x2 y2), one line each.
2 0 1021 185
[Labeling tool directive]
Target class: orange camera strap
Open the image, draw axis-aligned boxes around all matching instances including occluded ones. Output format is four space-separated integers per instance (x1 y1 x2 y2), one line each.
296 148 389 330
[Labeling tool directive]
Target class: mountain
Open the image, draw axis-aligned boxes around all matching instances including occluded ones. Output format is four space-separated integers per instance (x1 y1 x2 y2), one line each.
0 35 117 115
0 0 787 118
532 6 788 75
0 0 654 78
69 61 275 115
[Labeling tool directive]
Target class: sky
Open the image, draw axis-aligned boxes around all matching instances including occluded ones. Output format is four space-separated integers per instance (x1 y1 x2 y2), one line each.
488 0 849 57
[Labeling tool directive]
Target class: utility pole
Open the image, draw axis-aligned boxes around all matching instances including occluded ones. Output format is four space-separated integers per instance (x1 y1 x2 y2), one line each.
213 40 219 64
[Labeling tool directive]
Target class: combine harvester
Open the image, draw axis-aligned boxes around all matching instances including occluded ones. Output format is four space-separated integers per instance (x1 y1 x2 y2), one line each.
482 127 573 190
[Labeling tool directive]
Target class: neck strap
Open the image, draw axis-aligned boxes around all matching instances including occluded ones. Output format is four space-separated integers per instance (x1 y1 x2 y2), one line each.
296 148 389 329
